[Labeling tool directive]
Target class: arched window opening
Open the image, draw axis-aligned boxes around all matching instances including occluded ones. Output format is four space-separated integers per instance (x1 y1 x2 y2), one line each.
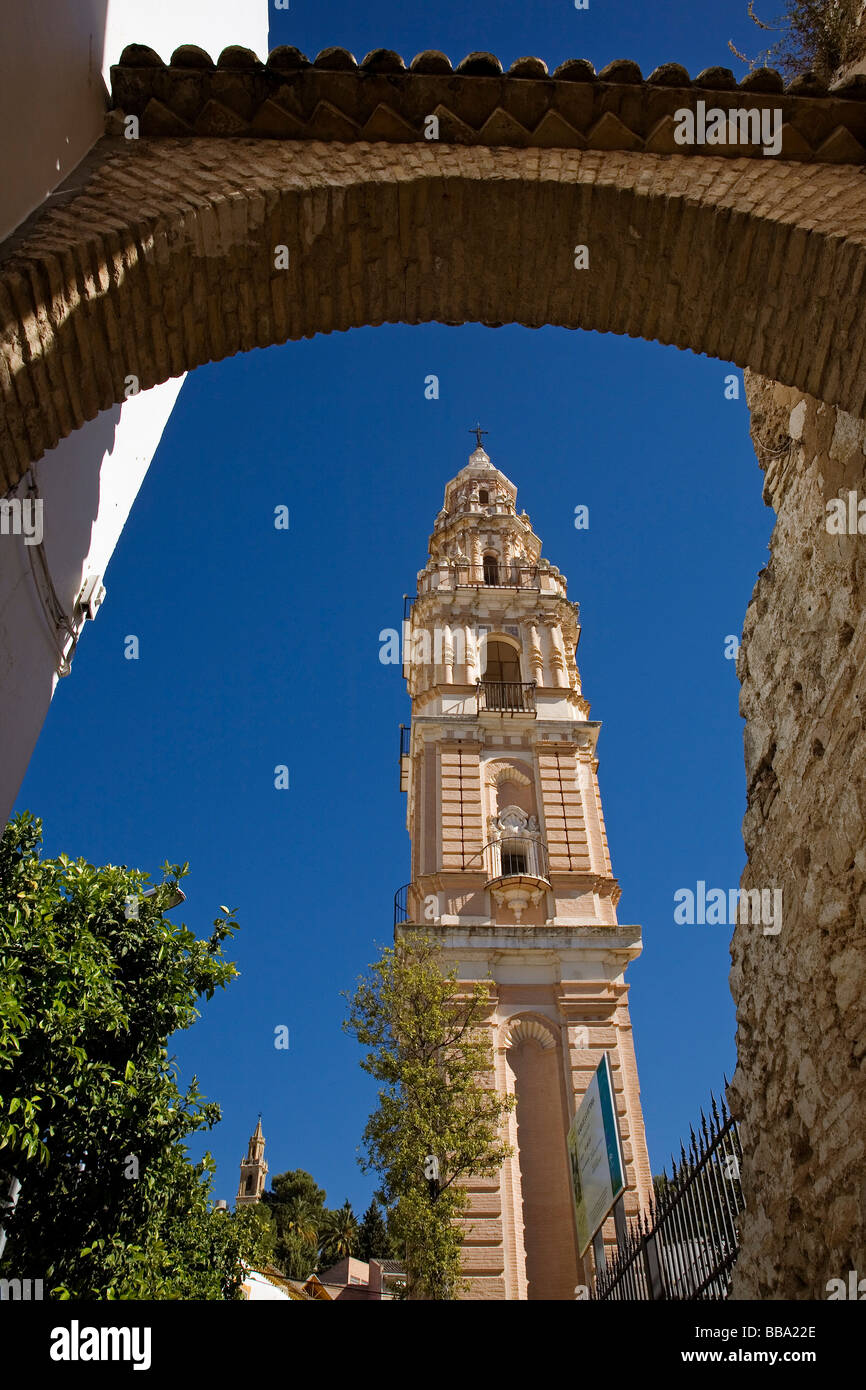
483 553 499 585
484 639 521 684
478 638 530 712
478 488 489 504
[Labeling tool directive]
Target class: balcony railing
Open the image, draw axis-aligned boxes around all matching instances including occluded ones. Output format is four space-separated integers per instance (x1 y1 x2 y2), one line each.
416 564 569 599
476 680 536 714
420 564 540 590
483 835 549 884
475 563 539 588
394 883 411 928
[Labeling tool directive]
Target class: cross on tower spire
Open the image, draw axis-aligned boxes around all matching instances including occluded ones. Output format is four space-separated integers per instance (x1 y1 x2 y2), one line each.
469 422 489 449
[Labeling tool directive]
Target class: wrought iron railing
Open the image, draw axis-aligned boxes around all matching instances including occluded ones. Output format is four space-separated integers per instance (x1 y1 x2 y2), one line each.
394 883 411 928
454 563 540 588
476 680 536 713
594 1091 744 1301
416 565 568 599
460 836 549 884
479 563 539 588
484 835 549 883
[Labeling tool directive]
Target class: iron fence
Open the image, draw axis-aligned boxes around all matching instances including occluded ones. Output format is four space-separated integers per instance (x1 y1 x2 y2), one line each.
594 1090 744 1301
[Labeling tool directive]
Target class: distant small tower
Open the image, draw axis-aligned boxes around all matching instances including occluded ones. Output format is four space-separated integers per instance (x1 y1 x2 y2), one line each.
236 1115 268 1206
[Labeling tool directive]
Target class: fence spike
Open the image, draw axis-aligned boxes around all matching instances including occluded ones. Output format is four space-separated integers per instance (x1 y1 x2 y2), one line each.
595 1077 740 1302
689 1124 699 1161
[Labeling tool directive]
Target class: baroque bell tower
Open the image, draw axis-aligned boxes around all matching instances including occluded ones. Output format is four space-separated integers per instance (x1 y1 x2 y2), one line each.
236 1116 268 1207
396 436 653 1300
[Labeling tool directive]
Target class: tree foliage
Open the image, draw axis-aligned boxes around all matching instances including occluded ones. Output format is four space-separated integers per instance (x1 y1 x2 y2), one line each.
729 0 863 80
344 932 513 1300
356 1197 391 1262
262 1169 327 1278
0 812 266 1298
262 1169 364 1277
319 1199 359 1265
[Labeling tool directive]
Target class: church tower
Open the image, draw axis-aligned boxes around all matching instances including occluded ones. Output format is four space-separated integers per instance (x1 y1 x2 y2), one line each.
236 1116 268 1207
396 435 653 1300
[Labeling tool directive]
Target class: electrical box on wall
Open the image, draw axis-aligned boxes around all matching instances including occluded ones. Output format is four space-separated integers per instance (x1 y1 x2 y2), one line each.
76 574 106 621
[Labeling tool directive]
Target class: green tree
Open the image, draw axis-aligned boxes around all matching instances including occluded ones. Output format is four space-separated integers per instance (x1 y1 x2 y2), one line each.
262 1170 326 1279
238 1200 275 1268
344 932 513 1300
356 1197 390 1262
0 811 265 1298
265 1168 327 1213
319 1199 358 1265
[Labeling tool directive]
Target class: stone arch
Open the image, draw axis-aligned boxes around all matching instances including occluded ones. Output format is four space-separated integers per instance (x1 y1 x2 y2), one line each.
3 137 866 482
503 1014 557 1050
485 760 531 788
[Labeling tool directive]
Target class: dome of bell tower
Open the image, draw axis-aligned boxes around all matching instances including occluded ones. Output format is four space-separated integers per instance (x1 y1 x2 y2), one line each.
441 441 517 520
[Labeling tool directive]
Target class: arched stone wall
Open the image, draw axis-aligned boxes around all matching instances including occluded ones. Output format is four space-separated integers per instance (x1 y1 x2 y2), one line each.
3 136 866 483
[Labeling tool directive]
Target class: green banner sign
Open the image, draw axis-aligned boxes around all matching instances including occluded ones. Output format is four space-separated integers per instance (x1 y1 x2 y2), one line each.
567 1052 626 1256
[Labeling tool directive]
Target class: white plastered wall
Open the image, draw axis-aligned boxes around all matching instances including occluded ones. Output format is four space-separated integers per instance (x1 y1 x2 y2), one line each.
0 0 269 822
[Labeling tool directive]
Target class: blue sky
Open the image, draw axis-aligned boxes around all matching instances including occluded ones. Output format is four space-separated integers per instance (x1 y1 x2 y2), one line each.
15 0 778 1213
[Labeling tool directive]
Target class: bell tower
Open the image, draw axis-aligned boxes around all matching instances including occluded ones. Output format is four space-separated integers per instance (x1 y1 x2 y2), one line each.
236 1115 268 1207
396 436 653 1300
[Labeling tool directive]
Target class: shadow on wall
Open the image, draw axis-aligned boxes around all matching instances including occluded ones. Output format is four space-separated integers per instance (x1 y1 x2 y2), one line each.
0 401 121 823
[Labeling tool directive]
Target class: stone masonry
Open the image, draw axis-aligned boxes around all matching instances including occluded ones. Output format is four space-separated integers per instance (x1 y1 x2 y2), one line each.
731 370 866 1297
4 46 866 483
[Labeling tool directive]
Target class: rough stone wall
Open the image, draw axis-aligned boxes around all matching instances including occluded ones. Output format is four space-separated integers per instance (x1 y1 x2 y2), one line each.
731 369 866 1297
